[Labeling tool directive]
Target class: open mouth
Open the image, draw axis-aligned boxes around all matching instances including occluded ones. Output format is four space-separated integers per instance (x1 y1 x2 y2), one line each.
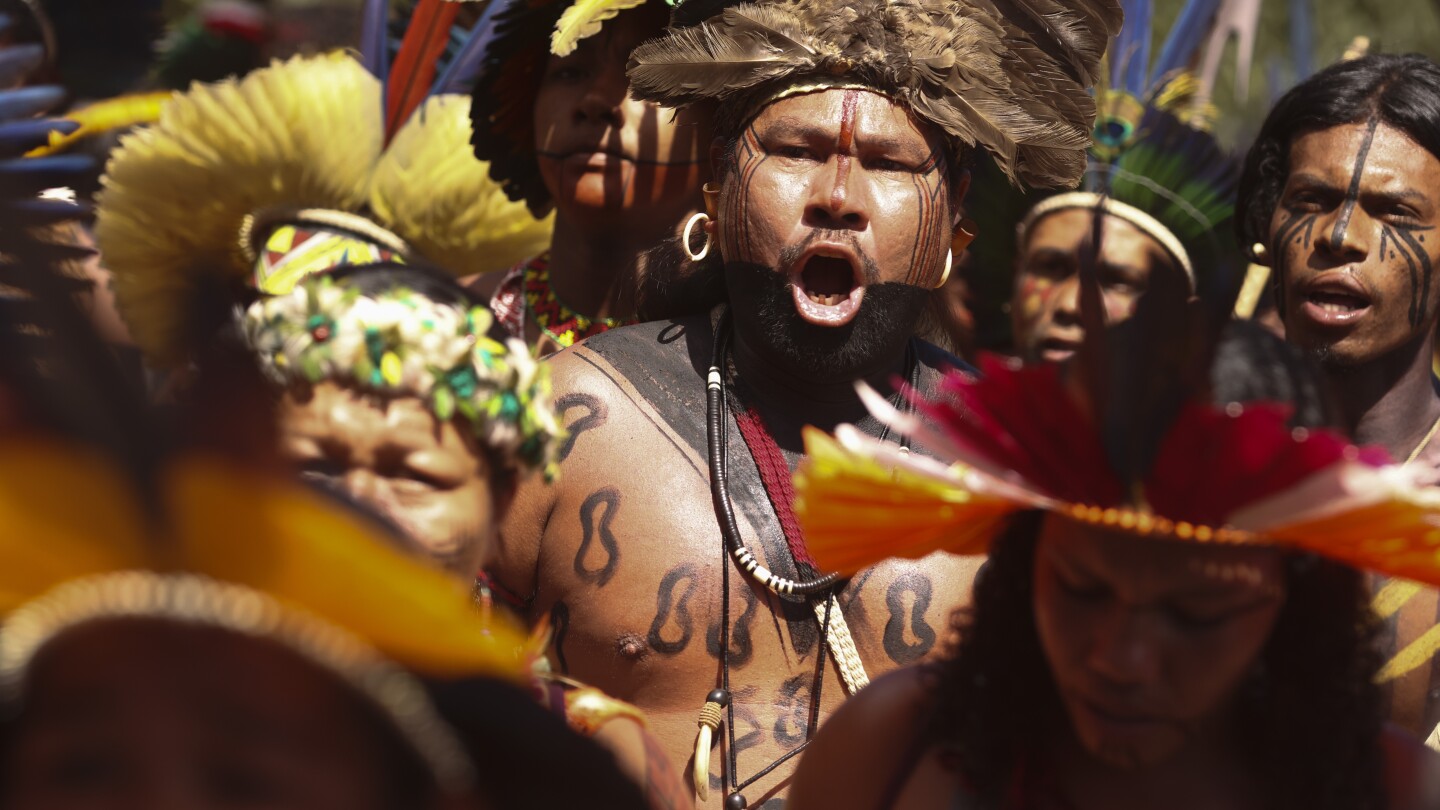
791 248 865 327
1037 335 1080 363
1299 277 1372 327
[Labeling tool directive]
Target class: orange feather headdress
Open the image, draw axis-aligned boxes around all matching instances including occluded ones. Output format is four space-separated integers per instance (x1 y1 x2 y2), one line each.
794 318 1440 586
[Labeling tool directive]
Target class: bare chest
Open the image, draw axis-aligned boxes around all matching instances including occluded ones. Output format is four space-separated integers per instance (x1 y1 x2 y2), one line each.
535 378 979 805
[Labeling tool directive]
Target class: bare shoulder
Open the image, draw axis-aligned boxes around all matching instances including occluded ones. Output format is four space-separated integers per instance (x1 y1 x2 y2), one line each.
788 666 942 810
1383 724 1440 810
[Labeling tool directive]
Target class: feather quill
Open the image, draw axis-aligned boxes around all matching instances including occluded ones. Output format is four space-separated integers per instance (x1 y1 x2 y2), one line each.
431 0 521 96
1111 0 1151 96
360 0 390 78
385 0 464 142
1149 0 1218 85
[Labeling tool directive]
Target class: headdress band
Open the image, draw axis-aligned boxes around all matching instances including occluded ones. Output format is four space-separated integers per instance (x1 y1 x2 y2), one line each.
1018 192 1194 284
0 572 476 792
241 207 416 294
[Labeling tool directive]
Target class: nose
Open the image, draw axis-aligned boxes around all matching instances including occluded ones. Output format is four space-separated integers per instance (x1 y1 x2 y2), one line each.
1085 606 1161 687
342 468 393 513
574 66 626 128
803 157 869 232
1048 274 1083 327
1320 204 1372 262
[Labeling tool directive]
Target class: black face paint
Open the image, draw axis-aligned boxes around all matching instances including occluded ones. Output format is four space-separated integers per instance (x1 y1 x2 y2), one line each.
1384 223 1437 328
1329 116 1382 254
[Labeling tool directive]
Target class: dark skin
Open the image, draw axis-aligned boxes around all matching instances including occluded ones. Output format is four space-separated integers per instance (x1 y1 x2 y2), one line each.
496 88 981 808
2 620 470 810
1269 121 1440 466
789 519 1440 810
275 382 689 810
1011 209 1181 365
493 5 708 356
1268 121 1440 736
706 88 968 428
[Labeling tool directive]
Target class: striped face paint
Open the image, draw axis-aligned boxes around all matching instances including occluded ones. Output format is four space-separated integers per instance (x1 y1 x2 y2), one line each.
1271 120 1440 363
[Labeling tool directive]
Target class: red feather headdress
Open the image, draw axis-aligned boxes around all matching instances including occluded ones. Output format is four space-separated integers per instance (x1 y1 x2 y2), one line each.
794 352 1440 585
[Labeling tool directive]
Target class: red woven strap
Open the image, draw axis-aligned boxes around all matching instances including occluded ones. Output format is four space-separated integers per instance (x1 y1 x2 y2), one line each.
732 405 818 572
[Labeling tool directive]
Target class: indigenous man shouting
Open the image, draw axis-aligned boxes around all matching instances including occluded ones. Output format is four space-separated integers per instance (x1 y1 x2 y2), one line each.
489 0 1120 806
1237 53 1440 737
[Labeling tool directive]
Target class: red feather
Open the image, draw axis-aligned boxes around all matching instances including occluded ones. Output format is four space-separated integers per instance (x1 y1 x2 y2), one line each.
385 0 463 143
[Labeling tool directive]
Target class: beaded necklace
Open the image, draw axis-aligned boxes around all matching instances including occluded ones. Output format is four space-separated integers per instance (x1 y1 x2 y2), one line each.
521 254 635 348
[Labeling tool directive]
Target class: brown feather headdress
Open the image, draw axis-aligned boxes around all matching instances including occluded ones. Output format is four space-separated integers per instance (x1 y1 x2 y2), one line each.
627 0 1122 189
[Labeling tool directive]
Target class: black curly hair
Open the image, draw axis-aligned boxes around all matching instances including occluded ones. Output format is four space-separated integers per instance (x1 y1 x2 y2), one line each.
928 322 1384 809
1236 53 1440 266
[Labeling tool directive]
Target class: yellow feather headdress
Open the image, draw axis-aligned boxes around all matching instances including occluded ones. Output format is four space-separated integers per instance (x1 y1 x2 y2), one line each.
96 52 553 367
0 438 533 791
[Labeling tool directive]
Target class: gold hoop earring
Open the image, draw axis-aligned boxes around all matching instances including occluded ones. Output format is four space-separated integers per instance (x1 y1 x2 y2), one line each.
683 212 712 262
935 249 953 288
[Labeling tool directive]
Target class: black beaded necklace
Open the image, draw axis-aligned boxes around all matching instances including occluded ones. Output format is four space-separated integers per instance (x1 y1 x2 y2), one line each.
701 308 918 808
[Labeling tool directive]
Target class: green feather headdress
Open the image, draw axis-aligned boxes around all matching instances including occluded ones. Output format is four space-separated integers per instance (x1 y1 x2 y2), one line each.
965 0 1242 348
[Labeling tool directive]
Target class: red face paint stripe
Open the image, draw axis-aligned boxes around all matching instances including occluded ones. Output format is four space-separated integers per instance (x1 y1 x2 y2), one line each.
830 89 860 211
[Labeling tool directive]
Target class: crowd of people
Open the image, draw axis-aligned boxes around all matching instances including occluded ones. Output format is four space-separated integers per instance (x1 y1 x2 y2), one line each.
5 0 1440 807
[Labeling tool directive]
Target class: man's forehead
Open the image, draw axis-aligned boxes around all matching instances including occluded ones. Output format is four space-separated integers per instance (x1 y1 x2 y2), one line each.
754 88 928 138
1290 120 1440 191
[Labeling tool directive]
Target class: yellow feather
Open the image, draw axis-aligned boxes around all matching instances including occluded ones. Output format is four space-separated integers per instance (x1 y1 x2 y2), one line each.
96 53 384 366
551 0 648 56
0 438 530 681
370 95 553 278
1378 623 1440 683
795 427 1019 575
26 91 174 158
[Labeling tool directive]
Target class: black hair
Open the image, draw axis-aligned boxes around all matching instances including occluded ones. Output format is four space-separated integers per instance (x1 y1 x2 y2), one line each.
929 324 1384 809
469 0 568 217
1237 53 1440 262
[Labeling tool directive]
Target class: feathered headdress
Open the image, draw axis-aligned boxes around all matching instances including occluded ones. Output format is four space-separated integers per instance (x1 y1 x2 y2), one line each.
626 0 1123 190
468 0 671 215
1 96 530 786
964 0 1243 346
1017 0 1241 285
794 272 1440 588
97 4 554 367
0 439 532 794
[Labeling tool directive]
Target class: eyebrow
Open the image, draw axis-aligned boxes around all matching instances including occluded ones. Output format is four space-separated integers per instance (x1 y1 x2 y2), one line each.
759 117 834 142
1290 172 1432 205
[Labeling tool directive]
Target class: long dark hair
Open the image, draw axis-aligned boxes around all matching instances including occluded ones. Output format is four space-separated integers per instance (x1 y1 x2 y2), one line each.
930 323 1384 809
1237 52 1440 263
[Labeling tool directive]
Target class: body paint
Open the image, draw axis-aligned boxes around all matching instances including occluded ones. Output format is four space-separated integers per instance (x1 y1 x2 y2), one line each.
1329 115 1382 253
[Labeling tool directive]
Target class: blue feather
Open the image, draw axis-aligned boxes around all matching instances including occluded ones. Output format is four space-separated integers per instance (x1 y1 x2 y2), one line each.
1290 0 1314 82
360 0 390 79
1112 0 1152 96
431 0 522 97
1149 0 1221 86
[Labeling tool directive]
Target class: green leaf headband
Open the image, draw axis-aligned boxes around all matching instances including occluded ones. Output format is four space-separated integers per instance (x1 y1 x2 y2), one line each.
242 276 565 480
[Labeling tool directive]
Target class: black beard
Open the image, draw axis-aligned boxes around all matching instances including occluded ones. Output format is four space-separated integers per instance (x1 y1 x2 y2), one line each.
725 259 930 382
634 234 727 322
